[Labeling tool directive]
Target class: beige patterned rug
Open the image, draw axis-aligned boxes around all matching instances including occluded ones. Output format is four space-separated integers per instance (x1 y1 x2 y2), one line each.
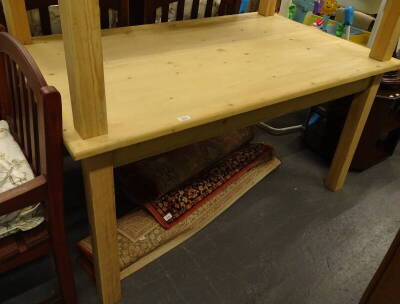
77 144 281 279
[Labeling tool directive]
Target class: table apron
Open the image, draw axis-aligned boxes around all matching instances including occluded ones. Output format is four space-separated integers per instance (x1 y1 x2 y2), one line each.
113 77 371 168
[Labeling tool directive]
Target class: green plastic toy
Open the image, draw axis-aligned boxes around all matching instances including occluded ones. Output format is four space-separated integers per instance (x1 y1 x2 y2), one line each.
336 23 345 37
288 3 297 20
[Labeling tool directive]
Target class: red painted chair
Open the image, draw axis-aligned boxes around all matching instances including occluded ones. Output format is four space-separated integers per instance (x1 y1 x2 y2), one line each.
0 31 77 303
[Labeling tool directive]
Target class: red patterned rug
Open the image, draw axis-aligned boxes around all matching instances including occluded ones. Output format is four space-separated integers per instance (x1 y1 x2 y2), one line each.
144 143 271 229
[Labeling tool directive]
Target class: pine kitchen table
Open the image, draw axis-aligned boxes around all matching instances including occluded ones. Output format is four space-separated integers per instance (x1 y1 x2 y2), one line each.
2 0 400 303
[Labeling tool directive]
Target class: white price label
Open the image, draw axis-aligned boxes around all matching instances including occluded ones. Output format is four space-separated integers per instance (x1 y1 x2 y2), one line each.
163 213 173 221
177 115 191 122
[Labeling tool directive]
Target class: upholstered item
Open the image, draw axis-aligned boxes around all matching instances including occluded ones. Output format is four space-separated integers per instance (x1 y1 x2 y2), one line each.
0 121 44 239
117 128 255 204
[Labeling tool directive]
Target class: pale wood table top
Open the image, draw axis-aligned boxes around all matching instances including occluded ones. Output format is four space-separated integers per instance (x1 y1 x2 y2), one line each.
25 13 400 160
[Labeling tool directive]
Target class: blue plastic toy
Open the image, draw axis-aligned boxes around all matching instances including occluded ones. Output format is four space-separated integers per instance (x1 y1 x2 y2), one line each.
293 0 315 23
344 6 354 39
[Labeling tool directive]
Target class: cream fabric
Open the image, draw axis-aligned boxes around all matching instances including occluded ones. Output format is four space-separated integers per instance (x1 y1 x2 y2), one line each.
0 121 44 239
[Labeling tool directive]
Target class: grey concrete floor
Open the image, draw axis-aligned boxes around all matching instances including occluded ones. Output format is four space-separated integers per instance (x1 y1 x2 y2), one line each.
2 122 400 304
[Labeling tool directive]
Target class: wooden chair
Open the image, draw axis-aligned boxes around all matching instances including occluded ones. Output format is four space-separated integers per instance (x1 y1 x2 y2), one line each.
3 0 130 36
141 0 241 24
0 31 77 303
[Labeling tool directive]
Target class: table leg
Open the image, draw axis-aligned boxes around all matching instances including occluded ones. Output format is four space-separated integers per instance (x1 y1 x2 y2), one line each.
81 153 121 304
325 75 382 191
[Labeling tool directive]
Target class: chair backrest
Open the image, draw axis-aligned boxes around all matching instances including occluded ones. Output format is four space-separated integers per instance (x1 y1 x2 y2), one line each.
143 0 241 24
0 31 62 180
24 0 130 35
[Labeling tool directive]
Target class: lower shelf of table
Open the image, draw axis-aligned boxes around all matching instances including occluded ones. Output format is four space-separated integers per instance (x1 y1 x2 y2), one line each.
77 153 281 280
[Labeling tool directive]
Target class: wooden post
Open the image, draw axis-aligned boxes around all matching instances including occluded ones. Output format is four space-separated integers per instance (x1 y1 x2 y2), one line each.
59 0 108 139
82 153 121 304
2 0 31 44
259 0 278 16
370 0 400 61
325 75 382 191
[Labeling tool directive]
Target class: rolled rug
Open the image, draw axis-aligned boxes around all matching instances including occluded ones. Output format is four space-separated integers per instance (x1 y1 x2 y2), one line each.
116 127 255 204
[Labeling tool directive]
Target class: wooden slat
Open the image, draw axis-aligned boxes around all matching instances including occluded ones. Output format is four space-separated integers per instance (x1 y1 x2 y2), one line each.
0 239 51 273
258 0 277 16
1 0 31 44
228 0 242 15
161 2 169 22
27 89 40 175
24 86 33 164
59 0 108 139
176 0 185 20
33 96 40 176
9 60 22 143
2 56 16 131
0 54 13 123
27 89 37 172
15 67 24 146
100 6 110 29
325 75 382 191
4 57 15 132
117 0 130 26
39 6 52 35
217 0 227 16
81 153 121 304
0 176 46 214
205 0 214 17
17 70 29 158
191 0 200 19
370 0 400 61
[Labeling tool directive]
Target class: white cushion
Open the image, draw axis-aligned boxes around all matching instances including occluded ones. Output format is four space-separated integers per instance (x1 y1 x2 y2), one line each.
0 121 44 239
